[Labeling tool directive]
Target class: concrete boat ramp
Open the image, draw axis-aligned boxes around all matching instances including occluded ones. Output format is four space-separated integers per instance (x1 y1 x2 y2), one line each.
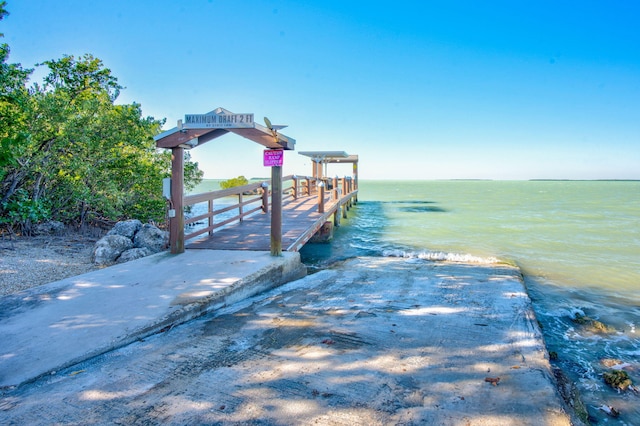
0 252 577 425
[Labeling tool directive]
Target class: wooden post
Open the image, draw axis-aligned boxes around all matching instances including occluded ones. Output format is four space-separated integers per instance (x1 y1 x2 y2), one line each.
261 182 269 213
170 147 185 254
318 182 325 213
208 199 214 236
341 177 347 219
334 181 341 226
271 164 283 256
238 193 244 221
353 162 358 189
341 177 347 197
292 176 298 200
353 162 358 203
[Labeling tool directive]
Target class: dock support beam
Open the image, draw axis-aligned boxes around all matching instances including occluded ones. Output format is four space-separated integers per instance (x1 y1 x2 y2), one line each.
169 147 185 254
270 164 283 256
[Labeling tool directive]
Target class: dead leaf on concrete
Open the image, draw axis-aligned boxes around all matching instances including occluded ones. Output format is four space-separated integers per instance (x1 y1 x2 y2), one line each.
484 377 500 386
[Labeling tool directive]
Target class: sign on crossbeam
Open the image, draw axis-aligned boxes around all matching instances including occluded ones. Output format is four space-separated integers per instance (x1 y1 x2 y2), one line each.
183 112 254 129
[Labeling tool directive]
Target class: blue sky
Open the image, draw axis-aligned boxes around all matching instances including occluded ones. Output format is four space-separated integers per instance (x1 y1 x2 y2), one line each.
3 1 639 180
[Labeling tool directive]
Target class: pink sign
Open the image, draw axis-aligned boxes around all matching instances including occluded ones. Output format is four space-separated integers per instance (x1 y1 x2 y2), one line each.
263 149 284 167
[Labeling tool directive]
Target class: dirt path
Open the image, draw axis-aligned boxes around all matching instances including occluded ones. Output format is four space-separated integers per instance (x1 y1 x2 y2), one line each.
0 232 103 296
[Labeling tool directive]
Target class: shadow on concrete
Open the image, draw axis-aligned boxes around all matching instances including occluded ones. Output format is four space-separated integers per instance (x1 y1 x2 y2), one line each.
1 258 573 425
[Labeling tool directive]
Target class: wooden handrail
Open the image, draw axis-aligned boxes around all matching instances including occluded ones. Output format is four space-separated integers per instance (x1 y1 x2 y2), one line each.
182 175 356 242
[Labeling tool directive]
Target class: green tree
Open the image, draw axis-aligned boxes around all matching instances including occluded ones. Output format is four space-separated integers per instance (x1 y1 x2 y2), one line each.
220 175 249 189
0 2 33 187
0 48 202 232
0 3 39 231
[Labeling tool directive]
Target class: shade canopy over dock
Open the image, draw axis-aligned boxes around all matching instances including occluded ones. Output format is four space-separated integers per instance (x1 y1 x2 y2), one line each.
154 107 297 254
154 108 359 257
298 150 359 184
155 107 296 151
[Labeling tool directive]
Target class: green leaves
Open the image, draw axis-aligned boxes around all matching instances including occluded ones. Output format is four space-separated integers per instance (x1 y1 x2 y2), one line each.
0 189 50 234
220 176 249 189
40 54 122 102
0 47 201 232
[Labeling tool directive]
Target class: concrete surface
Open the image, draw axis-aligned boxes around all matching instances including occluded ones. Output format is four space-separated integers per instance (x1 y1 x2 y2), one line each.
0 250 306 388
0 256 576 425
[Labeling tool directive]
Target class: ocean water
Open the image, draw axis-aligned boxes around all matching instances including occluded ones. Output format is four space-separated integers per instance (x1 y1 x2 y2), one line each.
189 179 639 423
299 180 640 424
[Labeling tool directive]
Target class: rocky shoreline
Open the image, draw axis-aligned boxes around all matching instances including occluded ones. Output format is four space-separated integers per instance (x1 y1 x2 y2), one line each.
0 232 103 297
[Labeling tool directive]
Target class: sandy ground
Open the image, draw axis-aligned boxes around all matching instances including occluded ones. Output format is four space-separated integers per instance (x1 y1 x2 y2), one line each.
0 232 103 297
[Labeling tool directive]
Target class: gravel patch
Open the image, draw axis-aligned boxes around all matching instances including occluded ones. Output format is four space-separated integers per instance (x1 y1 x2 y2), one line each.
0 233 104 296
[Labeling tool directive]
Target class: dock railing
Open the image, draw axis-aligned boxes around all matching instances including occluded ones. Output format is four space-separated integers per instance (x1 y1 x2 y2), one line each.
183 175 357 242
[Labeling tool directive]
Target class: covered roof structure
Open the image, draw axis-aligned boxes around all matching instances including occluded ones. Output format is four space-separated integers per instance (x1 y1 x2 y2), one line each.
154 107 296 150
154 107 296 255
298 151 358 163
298 151 359 180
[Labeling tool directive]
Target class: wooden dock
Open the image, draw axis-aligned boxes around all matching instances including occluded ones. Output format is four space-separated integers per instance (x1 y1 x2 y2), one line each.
154 108 360 254
186 190 356 252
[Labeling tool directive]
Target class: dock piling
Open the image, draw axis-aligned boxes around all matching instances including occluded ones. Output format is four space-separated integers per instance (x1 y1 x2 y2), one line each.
271 165 283 256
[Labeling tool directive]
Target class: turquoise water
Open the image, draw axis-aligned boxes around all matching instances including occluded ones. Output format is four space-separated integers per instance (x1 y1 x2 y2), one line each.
300 180 640 424
190 179 640 421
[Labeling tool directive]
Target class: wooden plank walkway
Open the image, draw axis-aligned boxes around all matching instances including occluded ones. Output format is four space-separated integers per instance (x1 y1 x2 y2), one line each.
186 192 356 252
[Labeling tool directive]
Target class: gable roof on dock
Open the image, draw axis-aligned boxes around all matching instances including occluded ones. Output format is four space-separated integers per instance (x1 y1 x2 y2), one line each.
154 107 296 151
298 151 359 163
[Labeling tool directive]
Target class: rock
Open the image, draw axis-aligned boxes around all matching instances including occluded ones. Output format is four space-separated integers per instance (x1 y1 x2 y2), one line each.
107 219 142 239
92 220 167 265
92 234 134 265
133 224 168 253
34 221 65 236
600 358 631 370
117 247 153 264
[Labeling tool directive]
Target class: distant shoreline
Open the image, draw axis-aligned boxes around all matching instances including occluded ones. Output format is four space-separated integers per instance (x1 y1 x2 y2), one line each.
351 178 640 182
198 178 640 182
528 178 640 182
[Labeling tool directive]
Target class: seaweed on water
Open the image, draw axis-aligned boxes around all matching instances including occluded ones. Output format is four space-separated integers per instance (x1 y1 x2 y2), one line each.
552 366 590 424
571 312 616 334
398 206 448 213
603 370 633 391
